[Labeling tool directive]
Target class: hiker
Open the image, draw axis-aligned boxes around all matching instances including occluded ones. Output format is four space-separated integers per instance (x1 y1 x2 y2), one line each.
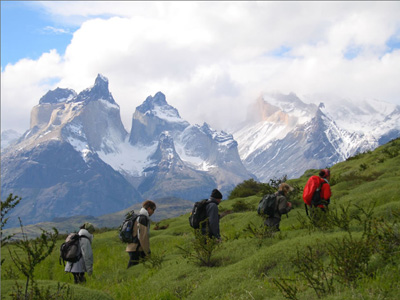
126 200 156 268
201 189 223 241
65 222 95 284
264 183 293 231
303 168 332 212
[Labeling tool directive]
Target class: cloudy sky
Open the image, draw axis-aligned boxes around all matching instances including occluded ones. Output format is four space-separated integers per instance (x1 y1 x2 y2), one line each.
1 1 400 134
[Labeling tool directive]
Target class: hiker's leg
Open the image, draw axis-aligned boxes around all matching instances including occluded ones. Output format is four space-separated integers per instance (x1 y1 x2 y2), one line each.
139 251 146 260
127 251 140 268
78 272 86 283
265 217 280 231
72 273 79 284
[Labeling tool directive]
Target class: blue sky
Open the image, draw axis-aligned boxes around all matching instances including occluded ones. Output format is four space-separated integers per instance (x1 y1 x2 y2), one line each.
1 1 400 134
1 1 77 69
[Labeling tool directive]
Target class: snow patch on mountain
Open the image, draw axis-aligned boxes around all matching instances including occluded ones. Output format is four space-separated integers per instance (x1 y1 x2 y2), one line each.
98 140 158 177
150 104 188 125
235 122 290 160
304 94 399 134
99 99 120 111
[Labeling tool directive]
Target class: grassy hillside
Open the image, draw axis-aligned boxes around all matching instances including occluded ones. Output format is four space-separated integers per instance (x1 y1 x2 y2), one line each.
1 138 399 300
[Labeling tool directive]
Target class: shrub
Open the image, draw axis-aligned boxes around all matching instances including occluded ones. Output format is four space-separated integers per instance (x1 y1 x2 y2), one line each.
228 178 275 199
1 194 21 251
177 228 221 267
243 221 277 247
8 218 60 300
142 250 166 270
232 199 254 212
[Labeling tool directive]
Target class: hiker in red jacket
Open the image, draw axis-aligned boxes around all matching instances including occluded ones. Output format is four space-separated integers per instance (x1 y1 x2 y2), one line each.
303 169 332 223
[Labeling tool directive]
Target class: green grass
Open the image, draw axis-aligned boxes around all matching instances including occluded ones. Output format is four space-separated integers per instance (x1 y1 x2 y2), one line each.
1 138 400 300
0 280 113 300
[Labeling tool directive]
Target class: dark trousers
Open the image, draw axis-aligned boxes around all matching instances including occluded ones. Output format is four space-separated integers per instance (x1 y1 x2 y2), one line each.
72 272 86 284
127 251 145 268
264 217 281 231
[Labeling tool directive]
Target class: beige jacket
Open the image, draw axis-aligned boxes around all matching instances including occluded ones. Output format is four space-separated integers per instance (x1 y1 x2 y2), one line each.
125 208 150 254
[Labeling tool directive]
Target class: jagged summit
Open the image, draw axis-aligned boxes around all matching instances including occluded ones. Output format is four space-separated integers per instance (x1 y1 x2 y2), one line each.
140 92 168 110
137 92 183 121
39 88 77 104
129 92 189 145
149 131 181 169
74 74 116 105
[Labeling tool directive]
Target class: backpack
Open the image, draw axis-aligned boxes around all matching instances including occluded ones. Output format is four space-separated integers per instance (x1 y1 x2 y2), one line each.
119 210 139 243
303 175 326 206
257 194 277 217
59 233 89 265
189 199 209 229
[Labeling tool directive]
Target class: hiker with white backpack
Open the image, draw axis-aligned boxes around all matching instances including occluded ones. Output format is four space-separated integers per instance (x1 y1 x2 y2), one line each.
63 222 95 284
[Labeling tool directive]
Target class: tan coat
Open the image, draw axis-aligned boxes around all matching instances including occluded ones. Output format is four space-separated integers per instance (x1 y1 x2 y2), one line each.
125 215 150 255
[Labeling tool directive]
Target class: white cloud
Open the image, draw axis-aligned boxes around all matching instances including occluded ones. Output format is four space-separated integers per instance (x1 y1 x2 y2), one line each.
1 50 63 132
43 26 71 35
2 1 400 134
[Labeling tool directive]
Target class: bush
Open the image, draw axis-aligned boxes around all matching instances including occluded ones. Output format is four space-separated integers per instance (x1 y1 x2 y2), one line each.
232 199 254 212
177 228 221 267
228 178 280 199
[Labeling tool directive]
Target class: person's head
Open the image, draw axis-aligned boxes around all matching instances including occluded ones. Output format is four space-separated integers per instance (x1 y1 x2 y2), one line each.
278 183 294 196
143 200 156 216
210 189 223 203
81 222 95 234
319 169 331 180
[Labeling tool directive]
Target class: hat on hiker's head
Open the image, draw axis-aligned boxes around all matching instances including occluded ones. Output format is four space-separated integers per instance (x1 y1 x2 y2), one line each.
84 222 95 234
319 169 330 178
211 189 223 199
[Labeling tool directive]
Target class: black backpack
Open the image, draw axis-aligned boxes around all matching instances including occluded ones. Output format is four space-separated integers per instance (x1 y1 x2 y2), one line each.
119 210 139 243
60 233 89 265
310 182 326 207
257 194 277 217
189 199 209 229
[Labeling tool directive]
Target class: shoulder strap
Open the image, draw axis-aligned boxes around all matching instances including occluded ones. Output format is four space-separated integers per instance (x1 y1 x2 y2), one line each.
137 214 149 227
79 235 90 241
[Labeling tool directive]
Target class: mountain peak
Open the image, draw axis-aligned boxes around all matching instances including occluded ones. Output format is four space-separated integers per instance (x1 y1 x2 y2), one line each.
39 88 77 104
74 74 115 104
140 92 167 111
94 73 109 88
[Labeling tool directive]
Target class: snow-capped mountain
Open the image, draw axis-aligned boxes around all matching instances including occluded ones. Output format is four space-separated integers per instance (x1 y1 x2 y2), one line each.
1 75 142 228
99 91 254 200
1 75 252 228
234 93 400 181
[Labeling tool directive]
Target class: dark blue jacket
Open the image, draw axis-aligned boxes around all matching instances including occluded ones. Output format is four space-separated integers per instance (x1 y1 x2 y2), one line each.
201 197 220 239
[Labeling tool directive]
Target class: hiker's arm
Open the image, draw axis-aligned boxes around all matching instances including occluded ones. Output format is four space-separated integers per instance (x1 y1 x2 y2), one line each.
208 204 220 239
278 197 291 215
